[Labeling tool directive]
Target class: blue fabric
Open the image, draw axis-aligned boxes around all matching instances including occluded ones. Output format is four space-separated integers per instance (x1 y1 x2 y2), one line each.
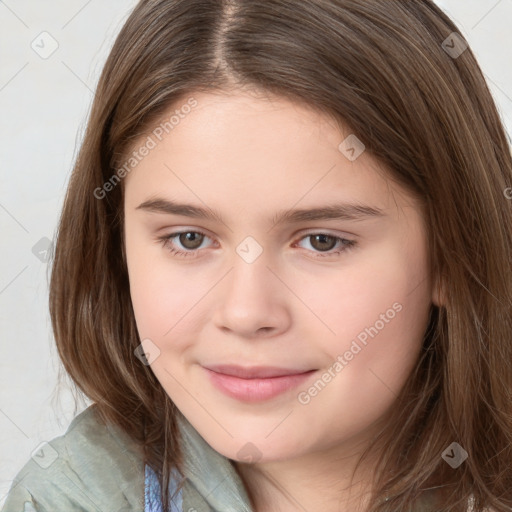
145 463 183 512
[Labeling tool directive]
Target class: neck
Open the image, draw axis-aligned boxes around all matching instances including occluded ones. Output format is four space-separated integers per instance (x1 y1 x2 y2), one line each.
233 441 381 512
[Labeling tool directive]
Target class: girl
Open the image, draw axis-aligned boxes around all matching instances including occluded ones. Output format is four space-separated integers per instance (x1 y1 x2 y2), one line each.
3 0 512 511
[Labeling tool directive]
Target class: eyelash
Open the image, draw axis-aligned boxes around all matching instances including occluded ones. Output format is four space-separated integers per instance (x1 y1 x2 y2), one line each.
156 230 357 259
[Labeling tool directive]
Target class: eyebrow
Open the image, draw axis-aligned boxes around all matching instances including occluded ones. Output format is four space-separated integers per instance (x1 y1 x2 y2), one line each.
135 197 386 225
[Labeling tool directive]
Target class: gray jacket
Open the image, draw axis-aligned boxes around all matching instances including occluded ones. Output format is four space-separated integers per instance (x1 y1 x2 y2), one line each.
1 405 441 511
1 404 252 511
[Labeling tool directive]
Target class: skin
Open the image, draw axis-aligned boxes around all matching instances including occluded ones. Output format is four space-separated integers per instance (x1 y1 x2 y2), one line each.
123 89 440 511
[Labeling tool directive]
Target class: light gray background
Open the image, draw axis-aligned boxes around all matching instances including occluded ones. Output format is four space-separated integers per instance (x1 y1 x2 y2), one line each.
1 0 511 505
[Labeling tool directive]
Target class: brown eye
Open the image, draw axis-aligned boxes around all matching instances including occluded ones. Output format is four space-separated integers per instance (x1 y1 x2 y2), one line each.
158 230 212 258
294 232 356 258
178 231 204 250
309 234 338 252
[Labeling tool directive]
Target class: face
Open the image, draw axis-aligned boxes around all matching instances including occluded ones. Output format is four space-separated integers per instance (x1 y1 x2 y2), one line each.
123 89 436 465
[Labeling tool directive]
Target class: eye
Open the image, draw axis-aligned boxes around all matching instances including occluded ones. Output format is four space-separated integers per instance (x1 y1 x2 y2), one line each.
293 233 356 258
157 230 213 258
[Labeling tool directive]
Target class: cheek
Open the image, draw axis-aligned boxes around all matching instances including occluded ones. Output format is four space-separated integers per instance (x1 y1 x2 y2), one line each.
306 245 427 345
296 282 428 445
304 235 431 389
125 231 206 346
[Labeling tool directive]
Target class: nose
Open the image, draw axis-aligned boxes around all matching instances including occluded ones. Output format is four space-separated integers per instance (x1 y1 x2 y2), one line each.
212 252 291 338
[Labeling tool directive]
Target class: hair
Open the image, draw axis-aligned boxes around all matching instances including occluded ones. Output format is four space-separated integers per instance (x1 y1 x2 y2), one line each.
48 0 512 510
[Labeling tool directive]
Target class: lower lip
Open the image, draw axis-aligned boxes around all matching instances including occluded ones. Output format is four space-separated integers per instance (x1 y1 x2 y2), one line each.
203 368 317 402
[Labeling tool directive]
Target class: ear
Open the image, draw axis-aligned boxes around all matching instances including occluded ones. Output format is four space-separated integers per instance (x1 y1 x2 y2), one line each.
431 274 445 308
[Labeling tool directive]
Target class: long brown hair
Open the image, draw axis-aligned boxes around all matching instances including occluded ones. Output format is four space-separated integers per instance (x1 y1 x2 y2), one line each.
49 1 512 510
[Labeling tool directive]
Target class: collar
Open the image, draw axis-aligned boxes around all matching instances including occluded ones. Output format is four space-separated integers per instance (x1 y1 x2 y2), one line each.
176 411 254 512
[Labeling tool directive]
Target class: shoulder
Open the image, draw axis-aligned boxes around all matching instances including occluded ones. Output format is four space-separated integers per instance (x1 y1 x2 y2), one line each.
1 404 145 512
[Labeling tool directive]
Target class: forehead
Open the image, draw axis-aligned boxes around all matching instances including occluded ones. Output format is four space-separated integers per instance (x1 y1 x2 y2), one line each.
122 90 419 222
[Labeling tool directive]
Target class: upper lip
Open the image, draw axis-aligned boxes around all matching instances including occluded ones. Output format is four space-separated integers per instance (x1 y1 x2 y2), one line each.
203 364 315 379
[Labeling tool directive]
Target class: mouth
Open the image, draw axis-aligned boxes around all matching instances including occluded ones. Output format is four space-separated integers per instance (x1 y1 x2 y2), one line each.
203 364 316 379
202 365 318 402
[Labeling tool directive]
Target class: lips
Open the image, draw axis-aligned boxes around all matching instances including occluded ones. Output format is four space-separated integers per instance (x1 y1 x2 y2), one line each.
203 365 318 402
203 364 315 379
